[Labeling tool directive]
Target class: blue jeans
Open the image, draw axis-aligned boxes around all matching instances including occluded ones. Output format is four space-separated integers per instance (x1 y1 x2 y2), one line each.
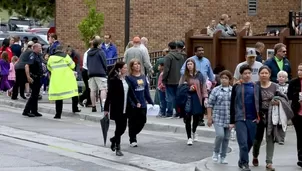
213 124 231 158
158 90 167 115
165 84 178 117
235 120 257 165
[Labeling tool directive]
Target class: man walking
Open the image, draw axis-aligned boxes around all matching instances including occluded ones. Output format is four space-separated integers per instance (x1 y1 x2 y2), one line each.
22 43 43 117
123 37 152 75
264 43 291 83
87 39 107 112
101 34 118 65
162 41 185 118
234 48 263 83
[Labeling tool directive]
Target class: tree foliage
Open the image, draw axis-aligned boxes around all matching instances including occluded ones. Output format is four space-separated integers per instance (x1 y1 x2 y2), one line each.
0 0 55 20
78 0 104 48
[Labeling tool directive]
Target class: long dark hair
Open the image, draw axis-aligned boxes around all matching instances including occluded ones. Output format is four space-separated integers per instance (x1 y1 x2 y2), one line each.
108 61 126 79
1 38 10 52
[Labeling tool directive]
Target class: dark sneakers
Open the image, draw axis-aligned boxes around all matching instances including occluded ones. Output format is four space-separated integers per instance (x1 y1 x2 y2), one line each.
32 112 43 117
22 112 35 117
238 161 251 171
297 161 302 167
92 106 97 112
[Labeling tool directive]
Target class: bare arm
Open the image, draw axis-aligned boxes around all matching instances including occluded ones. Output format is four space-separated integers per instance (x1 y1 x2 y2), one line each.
25 64 33 83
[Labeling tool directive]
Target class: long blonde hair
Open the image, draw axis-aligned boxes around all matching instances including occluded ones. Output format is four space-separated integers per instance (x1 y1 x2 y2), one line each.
128 58 141 75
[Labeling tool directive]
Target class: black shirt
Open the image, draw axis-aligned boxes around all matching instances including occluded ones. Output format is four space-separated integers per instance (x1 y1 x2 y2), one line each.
27 52 43 76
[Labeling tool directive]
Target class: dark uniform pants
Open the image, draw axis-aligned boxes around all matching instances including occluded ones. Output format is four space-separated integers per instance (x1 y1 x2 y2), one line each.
23 77 41 114
55 96 79 116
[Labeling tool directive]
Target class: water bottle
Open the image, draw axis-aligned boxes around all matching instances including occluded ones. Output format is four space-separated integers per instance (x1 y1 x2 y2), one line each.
230 128 236 141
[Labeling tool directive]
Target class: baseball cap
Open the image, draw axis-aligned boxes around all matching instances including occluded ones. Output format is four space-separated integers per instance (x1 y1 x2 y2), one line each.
133 37 141 44
27 41 34 46
246 48 257 57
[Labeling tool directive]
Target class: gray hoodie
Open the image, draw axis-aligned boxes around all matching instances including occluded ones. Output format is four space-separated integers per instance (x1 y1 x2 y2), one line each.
162 50 185 85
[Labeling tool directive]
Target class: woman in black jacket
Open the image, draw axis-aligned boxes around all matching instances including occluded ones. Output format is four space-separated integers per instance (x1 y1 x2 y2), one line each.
104 61 140 156
288 63 302 168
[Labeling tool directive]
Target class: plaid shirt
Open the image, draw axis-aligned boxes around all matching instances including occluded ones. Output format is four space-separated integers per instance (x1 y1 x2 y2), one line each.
207 85 232 127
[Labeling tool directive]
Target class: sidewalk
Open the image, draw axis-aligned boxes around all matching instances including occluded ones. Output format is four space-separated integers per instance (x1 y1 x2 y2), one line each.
195 127 300 171
0 93 216 138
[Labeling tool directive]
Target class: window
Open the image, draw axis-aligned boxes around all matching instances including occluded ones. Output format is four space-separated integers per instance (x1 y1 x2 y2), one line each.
248 0 257 16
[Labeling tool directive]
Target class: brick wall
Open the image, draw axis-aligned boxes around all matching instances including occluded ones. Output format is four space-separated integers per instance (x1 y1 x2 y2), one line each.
56 0 300 56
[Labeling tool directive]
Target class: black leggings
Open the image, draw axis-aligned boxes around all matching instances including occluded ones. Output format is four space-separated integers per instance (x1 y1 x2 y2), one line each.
112 114 128 145
184 114 200 139
128 108 147 143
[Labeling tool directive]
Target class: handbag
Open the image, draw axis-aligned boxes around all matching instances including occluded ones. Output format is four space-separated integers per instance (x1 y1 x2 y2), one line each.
185 94 192 113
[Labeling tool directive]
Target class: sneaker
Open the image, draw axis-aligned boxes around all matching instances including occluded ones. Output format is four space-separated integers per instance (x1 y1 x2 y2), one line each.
92 106 97 112
297 161 302 168
198 121 205 126
219 157 228 164
241 164 251 171
212 152 218 162
42 91 46 95
130 142 138 147
238 160 243 168
192 133 198 142
187 138 193 146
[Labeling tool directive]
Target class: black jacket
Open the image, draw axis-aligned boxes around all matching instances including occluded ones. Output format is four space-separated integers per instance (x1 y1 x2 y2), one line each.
87 48 107 77
288 78 301 116
104 75 138 120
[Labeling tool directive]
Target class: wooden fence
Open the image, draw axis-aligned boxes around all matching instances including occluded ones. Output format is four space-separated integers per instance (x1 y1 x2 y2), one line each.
185 28 302 77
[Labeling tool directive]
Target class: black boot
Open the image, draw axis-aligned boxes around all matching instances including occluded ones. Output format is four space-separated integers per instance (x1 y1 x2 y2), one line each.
110 137 116 151
54 114 61 119
116 144 123 156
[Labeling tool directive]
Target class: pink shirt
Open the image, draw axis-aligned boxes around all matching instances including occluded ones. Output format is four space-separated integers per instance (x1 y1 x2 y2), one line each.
157 72 165 91
8 62 15 81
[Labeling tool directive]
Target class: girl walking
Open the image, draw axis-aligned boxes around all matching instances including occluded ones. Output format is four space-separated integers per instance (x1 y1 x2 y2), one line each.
0 52 11 92
7 56 18 96
104 62 140 156
207 70 233 164
179 59 208 145
126 59 153 147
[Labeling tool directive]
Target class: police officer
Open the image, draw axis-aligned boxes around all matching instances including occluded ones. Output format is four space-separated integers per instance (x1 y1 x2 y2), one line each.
22 43 43 117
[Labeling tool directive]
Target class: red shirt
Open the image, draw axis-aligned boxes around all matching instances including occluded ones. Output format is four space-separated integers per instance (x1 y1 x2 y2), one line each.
0 47 13 62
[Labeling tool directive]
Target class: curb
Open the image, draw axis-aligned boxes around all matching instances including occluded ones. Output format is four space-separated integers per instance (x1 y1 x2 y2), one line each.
0 99 216 138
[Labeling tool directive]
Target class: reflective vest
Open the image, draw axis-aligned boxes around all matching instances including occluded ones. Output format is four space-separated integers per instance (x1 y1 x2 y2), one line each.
47 53 78 101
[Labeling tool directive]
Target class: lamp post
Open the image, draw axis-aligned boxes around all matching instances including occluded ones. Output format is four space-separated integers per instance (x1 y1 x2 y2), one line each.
124 0 130 49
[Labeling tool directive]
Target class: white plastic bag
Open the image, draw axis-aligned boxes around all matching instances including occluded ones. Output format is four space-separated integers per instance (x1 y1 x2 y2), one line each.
147 104 160 116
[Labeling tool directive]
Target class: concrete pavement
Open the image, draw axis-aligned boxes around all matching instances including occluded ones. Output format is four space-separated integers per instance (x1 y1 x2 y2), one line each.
0 103 300 171
0 93 216 138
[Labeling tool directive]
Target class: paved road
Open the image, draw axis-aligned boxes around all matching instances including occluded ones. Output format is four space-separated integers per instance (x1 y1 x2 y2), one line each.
0 105 300 171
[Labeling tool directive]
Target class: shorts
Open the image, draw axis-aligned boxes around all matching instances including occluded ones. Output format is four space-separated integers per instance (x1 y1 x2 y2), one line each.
88 77 107 91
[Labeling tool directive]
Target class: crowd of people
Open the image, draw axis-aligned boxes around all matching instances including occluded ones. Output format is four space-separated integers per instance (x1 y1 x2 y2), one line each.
0 29 302 171
206 14 281 37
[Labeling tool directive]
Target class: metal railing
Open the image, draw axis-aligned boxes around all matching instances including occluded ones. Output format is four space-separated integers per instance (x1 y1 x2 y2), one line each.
106 50 164 89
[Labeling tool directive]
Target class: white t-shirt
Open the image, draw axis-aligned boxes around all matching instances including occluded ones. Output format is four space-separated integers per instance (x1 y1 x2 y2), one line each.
82 48 90 70
233 61 263 82
122 78 129 114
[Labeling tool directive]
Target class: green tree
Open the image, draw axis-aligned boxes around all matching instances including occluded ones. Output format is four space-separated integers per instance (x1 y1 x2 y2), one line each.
0 0 55 20
78 0 104 48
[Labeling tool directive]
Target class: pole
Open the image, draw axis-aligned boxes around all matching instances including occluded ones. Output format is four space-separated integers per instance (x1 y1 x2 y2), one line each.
124 0 130 49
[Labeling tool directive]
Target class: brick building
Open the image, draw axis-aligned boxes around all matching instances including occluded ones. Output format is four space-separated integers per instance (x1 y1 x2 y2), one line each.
56 0 301 56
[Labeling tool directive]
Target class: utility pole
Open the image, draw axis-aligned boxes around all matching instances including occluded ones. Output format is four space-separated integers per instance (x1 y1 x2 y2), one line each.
124 0 130 49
